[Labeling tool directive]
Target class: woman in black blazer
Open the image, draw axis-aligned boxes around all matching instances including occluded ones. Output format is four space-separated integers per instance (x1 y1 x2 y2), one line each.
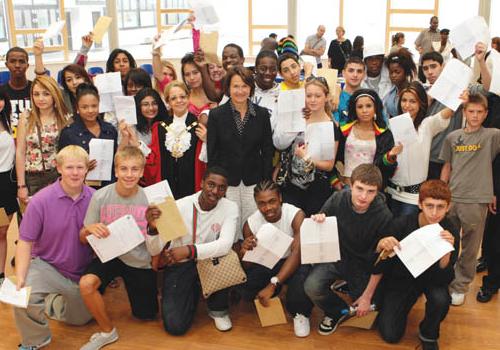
207 66 274 236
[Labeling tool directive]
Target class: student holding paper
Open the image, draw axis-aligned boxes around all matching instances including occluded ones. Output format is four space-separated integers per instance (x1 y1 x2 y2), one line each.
274 77 340 215
439 93 500 306
145 166 239 334
14 146 94 350
0 91 17 284
239 180 313 337
79 146 158 350
387 82 453 216
58 84 118 186
304 164 392 335
333 89 400 189
207 67 274 233
375 180 459 350
144 81 204 197
16 76 69 204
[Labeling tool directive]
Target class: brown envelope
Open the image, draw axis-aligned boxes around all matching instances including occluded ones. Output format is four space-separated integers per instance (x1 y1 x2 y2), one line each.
200 31 220 64
0 208 10 227
92 16 113 44
156 197 188 243
340 310 379 330
317 68 338 92
254 297 288 327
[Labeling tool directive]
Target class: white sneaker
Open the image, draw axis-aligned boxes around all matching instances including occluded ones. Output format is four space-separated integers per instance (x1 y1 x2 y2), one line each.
210 314 232 332
451 292 465 306
293 314 310 337
80 328 119 350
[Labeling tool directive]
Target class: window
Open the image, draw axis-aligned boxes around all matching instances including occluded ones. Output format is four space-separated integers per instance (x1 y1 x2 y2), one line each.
118 0 156 30
0 0 7 42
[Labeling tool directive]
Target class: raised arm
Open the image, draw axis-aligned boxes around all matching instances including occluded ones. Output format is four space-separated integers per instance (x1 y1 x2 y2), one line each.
474 42 491 91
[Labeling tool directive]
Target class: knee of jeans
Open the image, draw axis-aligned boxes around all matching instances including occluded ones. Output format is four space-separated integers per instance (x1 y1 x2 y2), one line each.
163 314 191 336
427 289 451 311
303 276 324 300
379 323 404 344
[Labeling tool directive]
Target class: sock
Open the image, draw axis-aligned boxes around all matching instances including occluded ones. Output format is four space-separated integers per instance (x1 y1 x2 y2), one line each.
101 328 116 337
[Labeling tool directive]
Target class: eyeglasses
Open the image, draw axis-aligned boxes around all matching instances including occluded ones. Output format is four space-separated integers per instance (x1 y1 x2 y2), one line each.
169 95 188 101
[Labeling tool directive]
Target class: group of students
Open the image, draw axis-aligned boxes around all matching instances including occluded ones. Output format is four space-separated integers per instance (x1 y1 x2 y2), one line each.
0 15 499 350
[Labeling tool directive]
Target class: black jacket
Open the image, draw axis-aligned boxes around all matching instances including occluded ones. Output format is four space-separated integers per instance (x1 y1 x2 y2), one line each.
207 101 274 186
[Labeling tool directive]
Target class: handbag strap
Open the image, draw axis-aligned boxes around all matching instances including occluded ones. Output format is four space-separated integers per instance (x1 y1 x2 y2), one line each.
192 204 197 244
35 123 47 172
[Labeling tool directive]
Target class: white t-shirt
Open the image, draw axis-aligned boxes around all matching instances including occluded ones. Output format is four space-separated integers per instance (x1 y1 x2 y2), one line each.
247 203 300 258
0 130 15 172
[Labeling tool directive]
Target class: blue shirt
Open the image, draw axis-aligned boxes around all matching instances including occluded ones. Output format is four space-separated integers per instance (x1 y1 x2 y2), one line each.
58 115 118 153
333 90 351 124
383 85 399 119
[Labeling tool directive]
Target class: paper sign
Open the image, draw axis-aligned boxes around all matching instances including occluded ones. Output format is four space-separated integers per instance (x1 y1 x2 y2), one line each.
340 311 379 329
94 72 122 94
200 31 219 64
395 223 454 278
317 68 338 92
300 55 318 76
144 180 174 204
242 223 293 269
0 276 31 308
277 89 306 132
156 197 189 243
86 139 114 181
301 217 341 264
389 113 418 146
87 215 145 263
450 16 490 59
99 91 123 113
428 59 472 111
489 49 500 97
42 20 65 40
92 16 113 44
305 121 336 160
254 297 287 327
0 208 10 227
113 96 137 125
188 0 219 26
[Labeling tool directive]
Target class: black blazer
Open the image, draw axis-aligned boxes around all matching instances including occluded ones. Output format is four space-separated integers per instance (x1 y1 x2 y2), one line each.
207 101 274 186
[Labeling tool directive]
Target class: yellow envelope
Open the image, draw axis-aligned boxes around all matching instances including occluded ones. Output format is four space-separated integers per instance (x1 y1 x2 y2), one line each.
200 31 219 64
340 310 379 330
156 197 188 243
0 208 9 227
317 68 338 92
92 16 113 44
254 297 288 327
85 180 102 188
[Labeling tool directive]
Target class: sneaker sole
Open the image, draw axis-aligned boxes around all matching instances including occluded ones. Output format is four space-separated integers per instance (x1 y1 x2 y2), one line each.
317 314 348 336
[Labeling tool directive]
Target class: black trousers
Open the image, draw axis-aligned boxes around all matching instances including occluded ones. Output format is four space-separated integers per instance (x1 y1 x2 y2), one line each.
482 197 500 290
240 259 313 317
282 177 333 216
377 283 450 343
161 261 229 335
427 161 444 180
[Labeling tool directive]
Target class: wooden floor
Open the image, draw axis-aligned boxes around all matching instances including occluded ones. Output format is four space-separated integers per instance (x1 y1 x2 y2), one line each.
2 218 500 349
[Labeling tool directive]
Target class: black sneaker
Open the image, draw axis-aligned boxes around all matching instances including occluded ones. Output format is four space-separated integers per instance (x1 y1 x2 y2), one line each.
476 286 498 303
318 314 346 335
476 257 488 273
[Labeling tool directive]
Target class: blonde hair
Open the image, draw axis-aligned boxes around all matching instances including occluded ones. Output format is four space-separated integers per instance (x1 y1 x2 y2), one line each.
114 145 145 168
154 60 178 94
164 80 190 103
305 78 333 116
28 76 69 133
56 145 89 167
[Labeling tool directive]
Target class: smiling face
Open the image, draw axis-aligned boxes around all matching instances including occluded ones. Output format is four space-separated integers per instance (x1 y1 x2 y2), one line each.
355 96 376 123
167 86 189 116
115 156 144 191
77 94 99 123
199 173 228 209
280 58 301 86
255 189 282 223
139 95 159 120
222 46 244 71
343 62 365 90
126 80 144 97
229 74 251 104
305 83 327 113
208 63 225 82
32 84 54 112
255 56 278 90
400 91 420 119
57 156 88 190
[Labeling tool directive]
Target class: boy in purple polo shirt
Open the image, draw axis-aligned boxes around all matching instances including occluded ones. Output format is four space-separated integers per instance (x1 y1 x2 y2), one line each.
14 145 95 349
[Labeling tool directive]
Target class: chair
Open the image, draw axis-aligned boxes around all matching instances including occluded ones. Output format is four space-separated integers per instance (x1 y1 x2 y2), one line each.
140 63 153 76
0 71 10 85
88 66 104 76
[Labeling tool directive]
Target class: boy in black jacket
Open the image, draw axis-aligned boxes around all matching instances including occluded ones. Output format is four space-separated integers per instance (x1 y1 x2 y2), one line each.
375 179 459 350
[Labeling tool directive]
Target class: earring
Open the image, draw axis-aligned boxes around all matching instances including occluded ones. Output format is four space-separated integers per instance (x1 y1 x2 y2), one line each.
374 114 377 120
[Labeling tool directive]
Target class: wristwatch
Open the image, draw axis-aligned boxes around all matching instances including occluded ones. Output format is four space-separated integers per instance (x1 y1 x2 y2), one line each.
270 276 280 287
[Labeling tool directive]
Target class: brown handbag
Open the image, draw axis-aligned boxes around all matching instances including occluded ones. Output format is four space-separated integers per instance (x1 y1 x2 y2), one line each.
192 204 247 298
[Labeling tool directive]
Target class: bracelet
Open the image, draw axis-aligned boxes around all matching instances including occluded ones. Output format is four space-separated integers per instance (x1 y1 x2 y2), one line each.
34 68 48 75
147 225 159 236
17 184 27 189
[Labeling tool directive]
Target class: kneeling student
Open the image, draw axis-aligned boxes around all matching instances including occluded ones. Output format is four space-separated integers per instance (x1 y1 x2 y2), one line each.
239 180 313 337
376 180 459 350
79 146 158 350
145 166 239 334
14 146 94 349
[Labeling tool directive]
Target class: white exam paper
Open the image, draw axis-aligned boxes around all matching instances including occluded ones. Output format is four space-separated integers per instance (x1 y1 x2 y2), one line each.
389 113 418 146
300 55 318 76
86 139 114 181
42 20 65 40
143 180 174 204
395 223 454 278
94 72 123 94
489 49 500 97
242 223 293 269
113 96 137 125
305 122 336 160
87 215 145 263
450 16 490 59
300 217 341 264
99 91 123 113
428 59 472 111
0 278 30 308
188 0 219 25
277 89 306 132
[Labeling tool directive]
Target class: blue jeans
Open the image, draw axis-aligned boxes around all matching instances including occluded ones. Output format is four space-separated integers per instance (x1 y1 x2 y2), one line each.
390 198 419 217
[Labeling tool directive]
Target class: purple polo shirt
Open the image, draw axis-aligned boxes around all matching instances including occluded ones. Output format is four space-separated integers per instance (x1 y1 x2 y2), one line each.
19 179 95 282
